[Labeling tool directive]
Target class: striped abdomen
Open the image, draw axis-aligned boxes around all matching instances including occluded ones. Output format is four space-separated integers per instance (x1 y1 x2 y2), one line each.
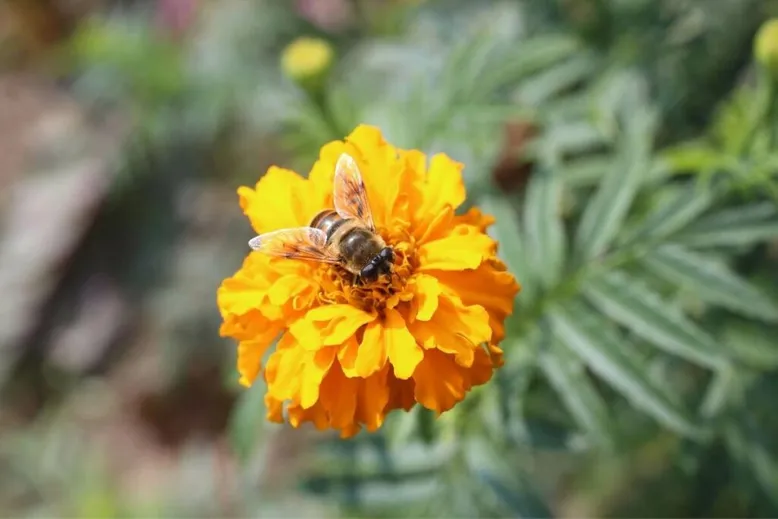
310 209 386 273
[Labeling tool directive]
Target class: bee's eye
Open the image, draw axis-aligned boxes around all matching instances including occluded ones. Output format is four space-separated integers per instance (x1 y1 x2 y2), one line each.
379 247 394 261
360 263 378 281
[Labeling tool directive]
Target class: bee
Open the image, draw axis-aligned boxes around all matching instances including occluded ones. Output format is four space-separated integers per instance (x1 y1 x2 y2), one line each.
248 153 395 284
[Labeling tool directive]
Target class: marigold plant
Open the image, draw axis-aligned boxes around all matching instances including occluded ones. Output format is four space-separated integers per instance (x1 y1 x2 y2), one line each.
217 125 520 437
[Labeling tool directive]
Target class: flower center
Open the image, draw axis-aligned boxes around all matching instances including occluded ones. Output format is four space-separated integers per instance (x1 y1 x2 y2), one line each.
315 229 418 314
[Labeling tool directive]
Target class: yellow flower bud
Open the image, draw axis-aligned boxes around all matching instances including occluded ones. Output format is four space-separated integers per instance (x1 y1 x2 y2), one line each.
280 37 334 85
754 19 778 79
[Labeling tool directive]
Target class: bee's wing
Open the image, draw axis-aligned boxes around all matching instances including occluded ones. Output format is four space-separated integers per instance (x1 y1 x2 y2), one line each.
333 153 376 232
248 227 342 265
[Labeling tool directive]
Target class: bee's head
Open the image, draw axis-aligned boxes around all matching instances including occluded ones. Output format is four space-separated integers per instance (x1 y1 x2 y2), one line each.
359 263 380 283
358 248 395 284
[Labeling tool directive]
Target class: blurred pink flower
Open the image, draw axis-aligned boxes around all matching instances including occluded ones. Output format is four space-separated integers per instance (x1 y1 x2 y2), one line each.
295 0 353 32
156 0 198 39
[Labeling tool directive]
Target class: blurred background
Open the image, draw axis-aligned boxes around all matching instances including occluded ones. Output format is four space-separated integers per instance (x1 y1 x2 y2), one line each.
2 0 778 517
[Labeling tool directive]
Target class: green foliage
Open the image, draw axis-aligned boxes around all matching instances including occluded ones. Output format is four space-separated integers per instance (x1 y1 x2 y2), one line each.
6 0 778 516
259 2 778 517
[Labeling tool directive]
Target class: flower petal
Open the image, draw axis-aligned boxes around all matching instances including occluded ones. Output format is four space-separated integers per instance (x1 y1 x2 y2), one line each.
318 361 358 431
235 321 283 387
430 258 520 342
418 231 495 271
356 365 391 432
384 308 423 379
412 349 466 414
239 166 325 234
408 293 491 367
288 318 323 351
309 124 413 230
307 304 375 346
300 346 338 409
409 274 441 322
355 320 386 377
337 336 360 377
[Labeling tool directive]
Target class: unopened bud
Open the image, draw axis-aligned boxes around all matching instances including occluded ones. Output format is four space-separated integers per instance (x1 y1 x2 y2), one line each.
280 37 334 87
754 19 778 79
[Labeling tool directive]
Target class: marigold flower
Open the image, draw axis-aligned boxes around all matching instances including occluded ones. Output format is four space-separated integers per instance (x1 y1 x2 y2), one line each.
217 125 520 438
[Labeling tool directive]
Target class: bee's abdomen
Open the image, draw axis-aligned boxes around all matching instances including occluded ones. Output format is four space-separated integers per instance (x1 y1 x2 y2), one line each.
340 227 382 268
310 209 347 241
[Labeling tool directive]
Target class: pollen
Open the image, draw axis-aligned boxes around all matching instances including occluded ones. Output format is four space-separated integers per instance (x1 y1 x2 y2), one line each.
316 233 418 315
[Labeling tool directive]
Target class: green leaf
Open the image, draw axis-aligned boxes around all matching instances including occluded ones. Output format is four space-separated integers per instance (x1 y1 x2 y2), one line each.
549 303 705 438
673 202 778 248
228 382 268 462
524 168 566 289
465 438 552 518
660 141 729 174
482 34 583 93
559 155 613 187
583 270 727 369
619 183 715 246
724 418 778 507
543 121 609 157
516 53 599 107
479 193 535 302
642 245 778 323
539 341 616 449
573 107 655 262
699 364 739 419
722 321 778 369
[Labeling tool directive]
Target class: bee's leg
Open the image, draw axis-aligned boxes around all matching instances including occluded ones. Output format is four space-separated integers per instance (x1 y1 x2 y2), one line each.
352 273 363 286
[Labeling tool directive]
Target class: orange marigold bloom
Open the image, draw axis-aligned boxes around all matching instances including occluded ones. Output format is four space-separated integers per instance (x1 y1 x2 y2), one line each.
217 125 520 438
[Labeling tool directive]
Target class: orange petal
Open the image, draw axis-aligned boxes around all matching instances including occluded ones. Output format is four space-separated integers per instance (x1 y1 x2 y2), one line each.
318 361 358 432
412 349 466 414
384 308 423 379
337 336 360 377
356 365 391 432
430 258 520 342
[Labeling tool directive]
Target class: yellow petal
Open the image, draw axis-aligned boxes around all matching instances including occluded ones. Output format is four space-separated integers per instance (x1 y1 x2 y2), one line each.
266 335 304 401
288 318 323 351
235 322 283 387
418 231 494 271
408 293 490 367
310 124 410 230
306 304 375 346
426 154 466 210
239 166 324 234
300 346 337 409
410 274 441 321
338 336 360 377
384 308 423 379
414 205 455 245
430 258 520 342
355 320 386 377
268 274 315 306
411 153 465 231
